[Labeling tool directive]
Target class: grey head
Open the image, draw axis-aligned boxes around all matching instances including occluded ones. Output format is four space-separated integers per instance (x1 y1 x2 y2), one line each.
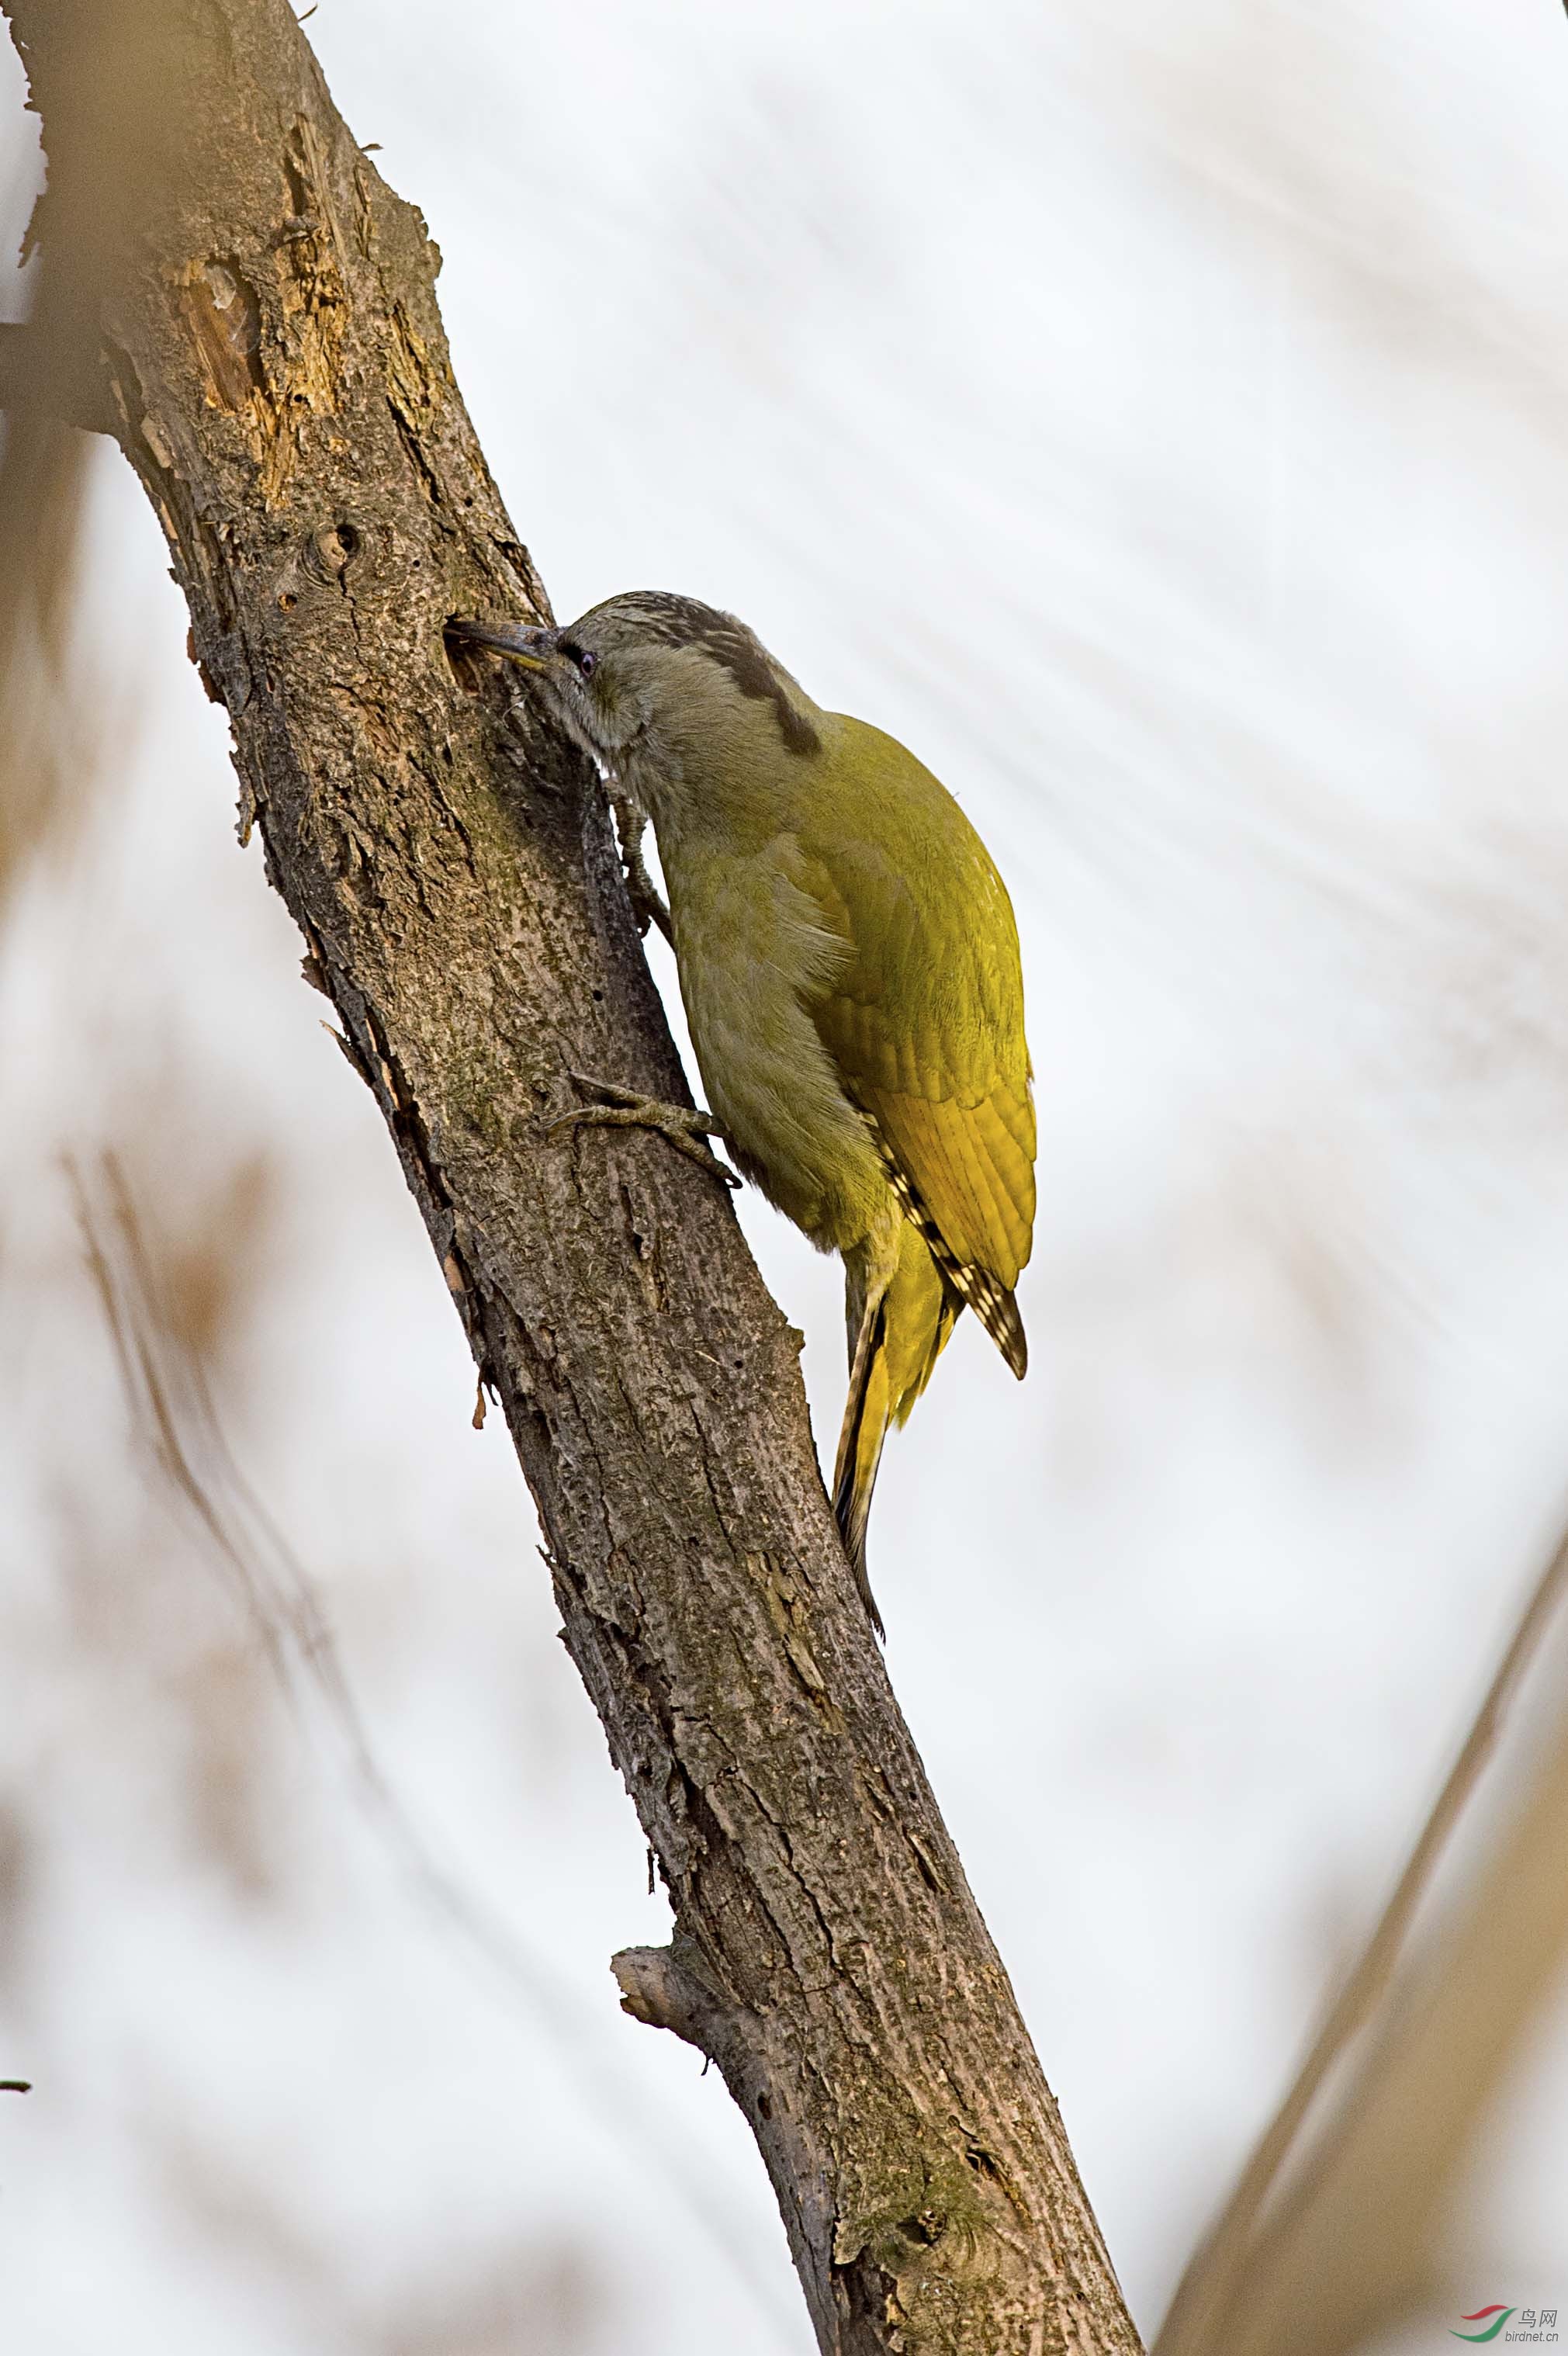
448 592 822 801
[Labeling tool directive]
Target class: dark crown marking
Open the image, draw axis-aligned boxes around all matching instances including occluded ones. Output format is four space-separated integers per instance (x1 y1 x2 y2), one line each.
611 592 821 757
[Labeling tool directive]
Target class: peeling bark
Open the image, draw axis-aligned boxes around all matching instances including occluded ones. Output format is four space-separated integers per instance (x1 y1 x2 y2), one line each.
2 5 1143 2348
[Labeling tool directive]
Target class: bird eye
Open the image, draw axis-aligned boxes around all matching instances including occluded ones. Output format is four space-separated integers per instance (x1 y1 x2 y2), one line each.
556 636 597 680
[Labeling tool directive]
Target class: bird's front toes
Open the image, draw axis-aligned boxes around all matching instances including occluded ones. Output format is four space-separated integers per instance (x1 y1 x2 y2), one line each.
563 1069 646 1110
626 879 673 942
666 1130 741 1187
545 1079 739 1190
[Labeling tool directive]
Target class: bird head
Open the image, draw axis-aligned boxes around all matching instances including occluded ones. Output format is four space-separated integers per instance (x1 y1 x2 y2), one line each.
448 591 821 809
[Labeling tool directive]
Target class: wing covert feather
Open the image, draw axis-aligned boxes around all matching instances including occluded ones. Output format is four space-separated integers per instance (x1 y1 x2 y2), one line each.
794 718 1036 1290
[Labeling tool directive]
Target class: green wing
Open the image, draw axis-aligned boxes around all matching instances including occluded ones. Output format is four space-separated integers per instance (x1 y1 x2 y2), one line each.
795 716 1035 1342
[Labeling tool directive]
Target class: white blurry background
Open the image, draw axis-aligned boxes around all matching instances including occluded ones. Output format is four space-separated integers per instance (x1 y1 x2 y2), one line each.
2 2 1568 2348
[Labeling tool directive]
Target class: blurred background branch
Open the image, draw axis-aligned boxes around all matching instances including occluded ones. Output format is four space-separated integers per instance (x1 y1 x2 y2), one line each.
1216 1686 1568 2351
0 408 95 909
68 1142 802 2347
1161 1520 1568 2354
0 0 140 910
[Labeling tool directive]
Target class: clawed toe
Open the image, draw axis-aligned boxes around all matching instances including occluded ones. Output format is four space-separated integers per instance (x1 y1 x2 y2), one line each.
547 1076 739 1188
624 869 673 943
563 1072 657 1111
610 794 674 941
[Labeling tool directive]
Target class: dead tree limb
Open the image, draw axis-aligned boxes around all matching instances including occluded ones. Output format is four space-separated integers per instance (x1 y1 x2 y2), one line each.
1 5 1141 2348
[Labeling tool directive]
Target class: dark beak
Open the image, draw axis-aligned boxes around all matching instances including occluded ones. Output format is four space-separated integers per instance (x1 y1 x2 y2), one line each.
447 618 559 673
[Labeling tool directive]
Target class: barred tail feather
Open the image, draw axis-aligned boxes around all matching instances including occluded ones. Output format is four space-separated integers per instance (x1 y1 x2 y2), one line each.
964 1267 1026 1377
874 1147 1026 1377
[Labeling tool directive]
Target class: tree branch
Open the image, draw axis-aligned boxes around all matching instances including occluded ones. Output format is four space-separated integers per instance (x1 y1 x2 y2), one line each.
2 4 1141 2347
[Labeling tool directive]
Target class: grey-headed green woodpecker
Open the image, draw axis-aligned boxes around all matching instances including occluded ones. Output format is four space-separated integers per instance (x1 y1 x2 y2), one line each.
450 594 1035 1631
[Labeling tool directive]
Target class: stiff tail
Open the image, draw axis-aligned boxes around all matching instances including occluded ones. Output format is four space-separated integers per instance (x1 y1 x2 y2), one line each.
832 1223 962 1634
832 1291 891 1634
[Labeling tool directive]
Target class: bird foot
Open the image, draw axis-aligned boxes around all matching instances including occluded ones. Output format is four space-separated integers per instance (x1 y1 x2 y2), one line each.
610 793 673 941
621 842 673 942
549 1074 739 1187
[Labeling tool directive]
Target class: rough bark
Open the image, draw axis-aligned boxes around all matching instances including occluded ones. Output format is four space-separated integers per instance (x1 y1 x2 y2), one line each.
2 5 1141 2349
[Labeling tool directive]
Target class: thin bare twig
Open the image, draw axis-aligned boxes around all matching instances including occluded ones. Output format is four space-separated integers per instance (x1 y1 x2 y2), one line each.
70 1147 800 2351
